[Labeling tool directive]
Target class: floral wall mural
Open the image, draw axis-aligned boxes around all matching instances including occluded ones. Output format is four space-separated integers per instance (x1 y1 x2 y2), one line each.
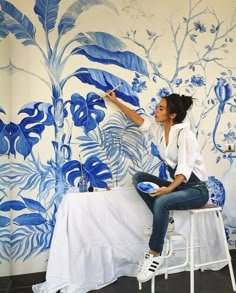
0 0 236 276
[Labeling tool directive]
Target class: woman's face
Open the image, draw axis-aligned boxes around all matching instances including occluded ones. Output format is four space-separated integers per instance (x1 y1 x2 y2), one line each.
154 98 170 123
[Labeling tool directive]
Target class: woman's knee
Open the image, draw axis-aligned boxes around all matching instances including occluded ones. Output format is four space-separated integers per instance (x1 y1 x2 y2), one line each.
153 197 169 213
132 172 146 185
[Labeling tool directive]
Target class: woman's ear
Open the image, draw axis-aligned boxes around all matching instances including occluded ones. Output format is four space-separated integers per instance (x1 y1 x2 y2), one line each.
169 112 177 120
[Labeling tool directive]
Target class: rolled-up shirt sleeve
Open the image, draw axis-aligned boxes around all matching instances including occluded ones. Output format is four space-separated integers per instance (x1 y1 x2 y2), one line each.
174 131 198 182
139 115 153 133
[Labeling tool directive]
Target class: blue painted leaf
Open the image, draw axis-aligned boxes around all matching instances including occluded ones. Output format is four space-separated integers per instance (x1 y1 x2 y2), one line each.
10 102 54 158
75 32 125 51
72 45 149 76
0 1 36 46
85 155 112 187
18 102 54 125
70 92 106 133
34 0 60 33
50 204 57 226
62 160 83 187
0 227 10 261
38 177 56 201
0 11 8 39
0 162 10 189
10 160 43 192
0 106 6 114
58 0 117 35
52 141 58 152
66 67 140 106
216 156 221 164
20 196 46 213
0 119 10 155
0 215 10 227
10 122 43 159
13 213 46 226
0 200 26 211
61 144 72 160
62 156 112 188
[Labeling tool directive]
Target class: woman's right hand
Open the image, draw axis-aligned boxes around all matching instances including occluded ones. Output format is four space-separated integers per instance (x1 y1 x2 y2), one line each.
105 90 117 103
103 88 144 126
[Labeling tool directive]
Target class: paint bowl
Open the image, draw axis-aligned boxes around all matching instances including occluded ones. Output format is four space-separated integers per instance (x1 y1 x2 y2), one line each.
137 182 159 194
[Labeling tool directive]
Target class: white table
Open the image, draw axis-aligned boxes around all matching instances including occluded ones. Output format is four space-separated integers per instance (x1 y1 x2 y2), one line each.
33 187 226 293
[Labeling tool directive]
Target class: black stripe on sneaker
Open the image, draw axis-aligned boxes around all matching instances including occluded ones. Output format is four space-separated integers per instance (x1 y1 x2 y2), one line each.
149 268 156 272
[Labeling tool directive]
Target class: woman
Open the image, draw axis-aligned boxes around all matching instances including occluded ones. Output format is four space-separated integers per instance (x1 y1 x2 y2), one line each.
105 92 209 283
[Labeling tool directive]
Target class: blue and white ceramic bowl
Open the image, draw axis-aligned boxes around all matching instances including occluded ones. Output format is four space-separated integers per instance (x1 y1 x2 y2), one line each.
137 182 159 194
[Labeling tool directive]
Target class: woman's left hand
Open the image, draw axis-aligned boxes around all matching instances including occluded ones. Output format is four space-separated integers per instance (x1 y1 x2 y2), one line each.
150 186 172 197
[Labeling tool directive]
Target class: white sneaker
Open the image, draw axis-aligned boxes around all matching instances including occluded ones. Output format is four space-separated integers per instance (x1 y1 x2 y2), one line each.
144 217 175 236
137 253 164 282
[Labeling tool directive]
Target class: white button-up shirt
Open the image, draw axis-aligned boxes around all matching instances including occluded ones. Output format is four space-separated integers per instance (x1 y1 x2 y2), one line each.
139 117 208 182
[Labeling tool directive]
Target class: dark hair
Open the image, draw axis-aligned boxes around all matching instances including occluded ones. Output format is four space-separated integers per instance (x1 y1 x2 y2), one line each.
162 93 193 124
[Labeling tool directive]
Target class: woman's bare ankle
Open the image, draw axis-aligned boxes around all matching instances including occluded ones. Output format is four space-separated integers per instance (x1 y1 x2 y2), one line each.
149 250 160 257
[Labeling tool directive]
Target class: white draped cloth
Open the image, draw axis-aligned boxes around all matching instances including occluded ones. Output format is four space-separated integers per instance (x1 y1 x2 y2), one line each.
32 187 226 293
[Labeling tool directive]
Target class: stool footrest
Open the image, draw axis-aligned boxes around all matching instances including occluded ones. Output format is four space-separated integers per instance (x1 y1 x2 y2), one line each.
167 232 186 241
194 258 228 268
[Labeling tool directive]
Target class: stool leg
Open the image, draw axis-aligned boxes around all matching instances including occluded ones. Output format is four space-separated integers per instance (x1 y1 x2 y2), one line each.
190 212 195 293
198 215 204 273
217 211 236 291
151 277 155 293
138 282 142 290
164 238 170 280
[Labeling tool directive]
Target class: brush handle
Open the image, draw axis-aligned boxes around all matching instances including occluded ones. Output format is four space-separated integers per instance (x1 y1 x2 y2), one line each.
102 83 123 98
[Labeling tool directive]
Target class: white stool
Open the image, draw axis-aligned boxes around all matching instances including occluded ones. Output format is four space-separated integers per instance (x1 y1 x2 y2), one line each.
188 204 236 293
138 204 236 293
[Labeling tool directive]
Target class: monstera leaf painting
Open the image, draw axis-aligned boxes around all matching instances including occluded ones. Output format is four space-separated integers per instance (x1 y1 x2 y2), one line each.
69 92 107 133
10 103 54 158
62 155 112 188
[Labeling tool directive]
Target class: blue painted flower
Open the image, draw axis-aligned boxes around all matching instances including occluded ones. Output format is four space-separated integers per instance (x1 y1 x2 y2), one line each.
157 88 170 97
214 78 232 103
224 131 236 142
175 78 182 87
206 176 225 207
191 75 205 87
132 74 147 93
194 21 206 33
148 97 158 116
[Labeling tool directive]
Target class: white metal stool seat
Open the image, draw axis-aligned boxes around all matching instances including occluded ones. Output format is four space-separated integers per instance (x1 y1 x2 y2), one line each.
138 204 236 293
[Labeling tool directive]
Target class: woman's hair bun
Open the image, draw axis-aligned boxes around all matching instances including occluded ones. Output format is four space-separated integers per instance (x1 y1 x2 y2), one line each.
181 95 193 111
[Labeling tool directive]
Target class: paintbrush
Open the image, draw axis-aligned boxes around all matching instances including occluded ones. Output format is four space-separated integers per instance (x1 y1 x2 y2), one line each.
101 82 123 98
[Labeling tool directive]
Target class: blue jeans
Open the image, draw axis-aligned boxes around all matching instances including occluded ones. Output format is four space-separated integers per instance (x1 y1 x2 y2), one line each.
132 172 209 253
